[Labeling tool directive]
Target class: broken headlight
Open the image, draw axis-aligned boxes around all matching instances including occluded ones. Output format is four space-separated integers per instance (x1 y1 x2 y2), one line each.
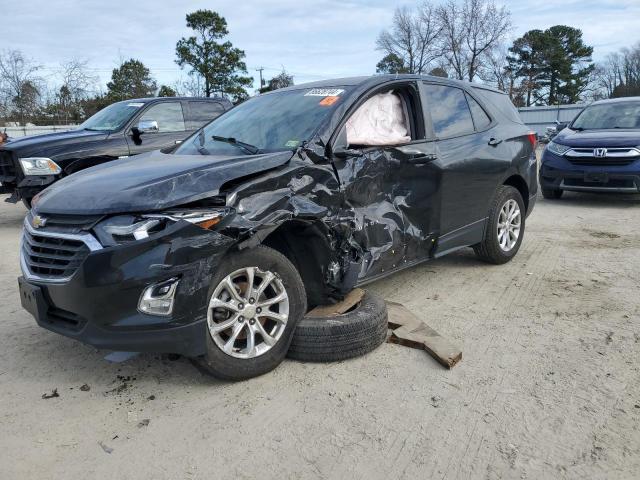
94 208 231 246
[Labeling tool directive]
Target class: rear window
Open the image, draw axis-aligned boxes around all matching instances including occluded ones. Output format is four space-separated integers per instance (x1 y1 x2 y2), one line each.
424 84 475 138
188 101 227 129
466 93 492 130
474 88 523 124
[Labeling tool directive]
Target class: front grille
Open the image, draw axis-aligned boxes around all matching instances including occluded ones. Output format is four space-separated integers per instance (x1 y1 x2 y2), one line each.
37 214 104 232
566 147 639 166
0 150 16 180
21 229 90 280
567 157 635 166
564 178 636 189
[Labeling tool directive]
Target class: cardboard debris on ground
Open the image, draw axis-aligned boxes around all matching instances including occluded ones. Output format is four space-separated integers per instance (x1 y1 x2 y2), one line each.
307 288 365 317
386 301 462 369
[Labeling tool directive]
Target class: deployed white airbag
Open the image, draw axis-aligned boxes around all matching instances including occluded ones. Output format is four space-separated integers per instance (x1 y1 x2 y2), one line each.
346 91 411 146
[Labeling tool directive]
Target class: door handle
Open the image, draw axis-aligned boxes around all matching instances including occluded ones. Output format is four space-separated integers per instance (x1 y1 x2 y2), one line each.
407 153 437 164
488 137 503 146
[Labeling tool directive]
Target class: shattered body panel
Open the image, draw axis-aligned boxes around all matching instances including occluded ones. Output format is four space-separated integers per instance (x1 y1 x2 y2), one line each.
21 74 537 355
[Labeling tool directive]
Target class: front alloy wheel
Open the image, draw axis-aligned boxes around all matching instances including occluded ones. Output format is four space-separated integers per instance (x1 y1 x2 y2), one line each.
194 246 306 381
208 267 290 359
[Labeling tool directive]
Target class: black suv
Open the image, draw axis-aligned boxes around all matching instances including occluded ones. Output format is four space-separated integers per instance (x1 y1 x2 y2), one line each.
0 96 232 206
18 75 537 379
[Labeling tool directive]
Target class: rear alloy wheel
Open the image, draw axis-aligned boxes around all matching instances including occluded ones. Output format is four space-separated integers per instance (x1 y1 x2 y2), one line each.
474 185 525 264
193 246 306 380
541 188 563 200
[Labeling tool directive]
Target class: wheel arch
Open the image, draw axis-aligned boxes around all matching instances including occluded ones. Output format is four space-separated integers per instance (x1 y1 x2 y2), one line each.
256 220 335 308
503 174 530 212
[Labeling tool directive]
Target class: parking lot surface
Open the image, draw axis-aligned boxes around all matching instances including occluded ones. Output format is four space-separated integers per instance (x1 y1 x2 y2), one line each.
1 191 639 479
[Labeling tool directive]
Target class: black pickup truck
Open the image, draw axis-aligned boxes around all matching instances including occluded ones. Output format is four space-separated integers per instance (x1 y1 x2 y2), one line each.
0 96 232 207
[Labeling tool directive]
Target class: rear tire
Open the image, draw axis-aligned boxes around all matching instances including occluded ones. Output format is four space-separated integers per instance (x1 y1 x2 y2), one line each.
474 185 525 265
288 291 388 363
541 188 563 200
193 246 306 381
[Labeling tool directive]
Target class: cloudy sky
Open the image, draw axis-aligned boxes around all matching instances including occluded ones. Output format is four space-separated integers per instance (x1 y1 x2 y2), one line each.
5 0 640 93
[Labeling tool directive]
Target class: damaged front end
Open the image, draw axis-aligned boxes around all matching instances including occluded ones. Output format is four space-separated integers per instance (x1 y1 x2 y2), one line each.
20 209 237 356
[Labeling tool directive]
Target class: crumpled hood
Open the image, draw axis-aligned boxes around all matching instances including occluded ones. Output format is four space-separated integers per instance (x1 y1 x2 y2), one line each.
34 150 294 215
555 128 640 148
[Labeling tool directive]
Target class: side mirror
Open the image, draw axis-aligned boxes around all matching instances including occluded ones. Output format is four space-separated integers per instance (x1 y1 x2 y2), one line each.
133 119 159 135
332 145 362 158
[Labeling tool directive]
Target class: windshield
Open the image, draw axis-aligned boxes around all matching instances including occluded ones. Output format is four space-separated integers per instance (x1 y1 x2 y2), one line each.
79 101 145 131
176 87 351 156
571 102 640 130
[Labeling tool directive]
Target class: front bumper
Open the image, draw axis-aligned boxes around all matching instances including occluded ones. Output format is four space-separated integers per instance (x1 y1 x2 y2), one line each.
19 221 235 356
540 151 640 193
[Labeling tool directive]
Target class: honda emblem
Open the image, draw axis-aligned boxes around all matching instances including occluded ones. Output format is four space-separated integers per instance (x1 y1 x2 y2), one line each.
593 148 607 158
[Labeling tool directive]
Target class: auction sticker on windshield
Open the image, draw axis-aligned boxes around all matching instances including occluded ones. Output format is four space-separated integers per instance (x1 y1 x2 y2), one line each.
127 103 144 108
304 88 345 97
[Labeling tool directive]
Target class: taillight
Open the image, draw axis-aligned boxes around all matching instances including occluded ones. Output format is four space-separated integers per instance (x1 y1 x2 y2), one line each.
527 132 537 148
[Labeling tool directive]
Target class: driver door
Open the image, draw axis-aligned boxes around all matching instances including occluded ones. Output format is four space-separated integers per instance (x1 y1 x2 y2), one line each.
332 82 439 281
126 101 190 155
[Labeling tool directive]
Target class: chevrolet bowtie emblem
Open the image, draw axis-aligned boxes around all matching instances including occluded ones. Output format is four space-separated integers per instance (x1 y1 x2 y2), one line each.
32 215 47 228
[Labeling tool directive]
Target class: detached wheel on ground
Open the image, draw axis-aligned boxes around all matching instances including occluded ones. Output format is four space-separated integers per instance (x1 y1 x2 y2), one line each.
541 188 563 200
288 291 388 363
474 185 526 264
193 245 306 381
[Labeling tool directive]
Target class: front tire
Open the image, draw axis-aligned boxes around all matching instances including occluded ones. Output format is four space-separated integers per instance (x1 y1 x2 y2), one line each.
474 185 525 264
541 188 563 200
193 246 306 381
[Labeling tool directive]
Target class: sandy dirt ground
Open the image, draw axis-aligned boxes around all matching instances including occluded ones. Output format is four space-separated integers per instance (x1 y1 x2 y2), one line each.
0 190 639 480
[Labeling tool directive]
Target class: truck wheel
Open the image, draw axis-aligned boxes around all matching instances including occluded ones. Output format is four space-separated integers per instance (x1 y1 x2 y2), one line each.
541 188 563 200
473 185 525 265
194 246 306 381
287 291 388 362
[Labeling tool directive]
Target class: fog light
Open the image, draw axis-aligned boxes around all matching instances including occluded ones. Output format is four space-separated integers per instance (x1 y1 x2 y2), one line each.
138 277 180 316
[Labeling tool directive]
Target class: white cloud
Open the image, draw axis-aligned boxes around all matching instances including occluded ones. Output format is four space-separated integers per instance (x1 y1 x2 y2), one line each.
3 0 639 92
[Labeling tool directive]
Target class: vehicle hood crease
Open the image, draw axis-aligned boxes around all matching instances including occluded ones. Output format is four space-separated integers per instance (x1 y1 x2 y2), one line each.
34 150 295 215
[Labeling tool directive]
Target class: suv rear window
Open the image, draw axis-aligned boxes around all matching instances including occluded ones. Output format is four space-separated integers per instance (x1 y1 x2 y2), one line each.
188 101 226 129
474 88 523 124
424 84 475 138
466 93 491 130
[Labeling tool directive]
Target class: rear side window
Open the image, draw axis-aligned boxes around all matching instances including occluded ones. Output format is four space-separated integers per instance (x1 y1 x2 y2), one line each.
423 84 474 138
139 102 185 132
473 88 523 124
188 101 226 129
466 93 491 130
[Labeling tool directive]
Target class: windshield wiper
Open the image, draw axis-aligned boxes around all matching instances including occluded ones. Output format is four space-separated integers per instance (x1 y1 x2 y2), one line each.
572 126 586 131
211 135 260 155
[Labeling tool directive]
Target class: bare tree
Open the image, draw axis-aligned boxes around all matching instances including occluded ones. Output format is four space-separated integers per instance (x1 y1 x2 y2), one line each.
376 3 442 74
480 46 525 103
0 50 42 124
56 59 97 123
436 0 511 81
593 42 640 98
59 59 97 101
